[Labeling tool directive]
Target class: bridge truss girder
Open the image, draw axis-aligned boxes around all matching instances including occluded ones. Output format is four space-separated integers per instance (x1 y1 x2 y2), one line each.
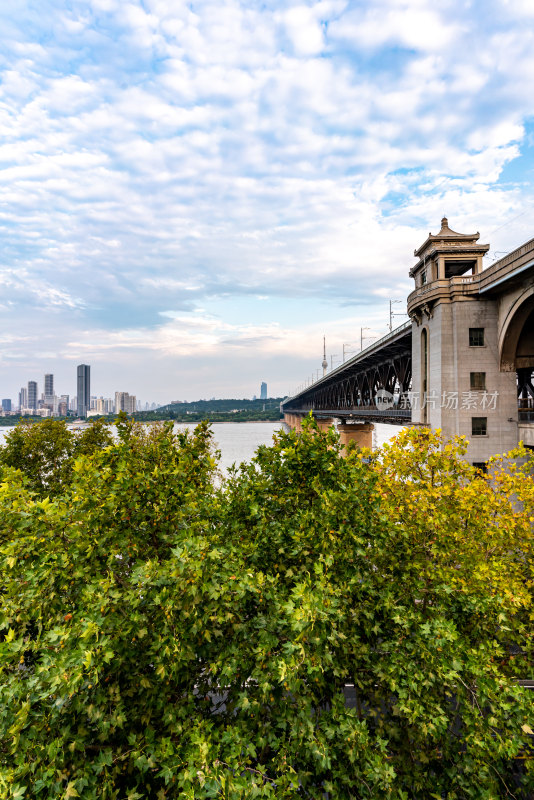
283 329 412 420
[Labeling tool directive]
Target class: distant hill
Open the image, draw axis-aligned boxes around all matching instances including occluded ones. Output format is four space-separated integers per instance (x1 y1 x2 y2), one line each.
157 398 284 414
133 397 285 422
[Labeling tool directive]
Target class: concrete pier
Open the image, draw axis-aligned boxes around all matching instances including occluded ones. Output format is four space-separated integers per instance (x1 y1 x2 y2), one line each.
283 413 374 451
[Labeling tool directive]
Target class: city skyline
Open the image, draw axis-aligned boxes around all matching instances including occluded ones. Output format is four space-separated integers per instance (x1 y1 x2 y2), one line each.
2 366 271 413
3 364 273 416
1 2 534 401
7 368 146 418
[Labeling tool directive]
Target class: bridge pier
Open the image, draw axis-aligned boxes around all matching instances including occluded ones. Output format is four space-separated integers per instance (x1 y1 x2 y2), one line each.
408 217 534 464
283 412 374 451
283 412 303 431
282 219 534 464
316 417 335 432
337 423 373 450
519 423 534 449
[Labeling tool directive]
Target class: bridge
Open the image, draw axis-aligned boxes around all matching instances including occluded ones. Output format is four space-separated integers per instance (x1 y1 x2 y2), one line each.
282 218 534 464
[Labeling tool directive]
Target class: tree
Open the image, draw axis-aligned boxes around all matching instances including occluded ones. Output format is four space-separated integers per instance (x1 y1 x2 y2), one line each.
0 418 75 496
0 418 114 497
0 418 533 798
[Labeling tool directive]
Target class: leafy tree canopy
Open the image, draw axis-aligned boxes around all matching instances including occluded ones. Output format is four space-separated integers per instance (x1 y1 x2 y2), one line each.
0 417 114 496
0 417 533 798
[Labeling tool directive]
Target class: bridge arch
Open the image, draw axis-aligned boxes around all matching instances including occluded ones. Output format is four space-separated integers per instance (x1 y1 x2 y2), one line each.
499 288 534 408
500 286 534 372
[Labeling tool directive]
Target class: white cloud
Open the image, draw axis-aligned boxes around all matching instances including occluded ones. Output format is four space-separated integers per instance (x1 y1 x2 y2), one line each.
500 0 534 18
329 1 463 53
282 6 325 56
0 0 533 402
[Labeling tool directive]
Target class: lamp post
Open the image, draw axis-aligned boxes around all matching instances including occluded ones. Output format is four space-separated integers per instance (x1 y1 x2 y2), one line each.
360 327 371 350
389 299 406 331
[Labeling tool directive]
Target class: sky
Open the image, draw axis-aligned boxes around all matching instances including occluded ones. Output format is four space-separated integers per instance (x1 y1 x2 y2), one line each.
1 0 534 404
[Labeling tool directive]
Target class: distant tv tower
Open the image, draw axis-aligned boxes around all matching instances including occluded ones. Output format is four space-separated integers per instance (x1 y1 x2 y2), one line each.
322 335 328 377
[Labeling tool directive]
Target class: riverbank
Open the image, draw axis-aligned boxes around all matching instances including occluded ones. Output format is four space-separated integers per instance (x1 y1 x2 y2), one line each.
0 413 283 427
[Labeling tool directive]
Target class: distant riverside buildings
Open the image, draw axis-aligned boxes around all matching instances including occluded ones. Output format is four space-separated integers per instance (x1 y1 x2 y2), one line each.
2 362 156 417
260 382 267 400
90 397 114 414
77 364 91 418
114 391 136 415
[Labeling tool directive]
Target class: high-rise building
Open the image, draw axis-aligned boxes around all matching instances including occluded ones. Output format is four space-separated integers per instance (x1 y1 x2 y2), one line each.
114 391 136 414
260 382 267 400
28 381 38 411
18 387 27 410
42 374 57 414
77 365 91 417
44 373 54 397
2 399 11 412
95 398 113 414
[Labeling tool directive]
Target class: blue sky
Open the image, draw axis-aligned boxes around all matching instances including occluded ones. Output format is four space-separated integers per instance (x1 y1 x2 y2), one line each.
1 0 534 403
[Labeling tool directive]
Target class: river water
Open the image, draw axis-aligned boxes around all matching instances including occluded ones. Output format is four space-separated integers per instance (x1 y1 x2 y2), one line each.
0 420 406 473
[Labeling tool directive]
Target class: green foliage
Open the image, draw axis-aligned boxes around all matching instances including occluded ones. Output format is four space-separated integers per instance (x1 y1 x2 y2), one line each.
0 418 533 798
0 418 113 496
0 415 43 427
158 398 284 414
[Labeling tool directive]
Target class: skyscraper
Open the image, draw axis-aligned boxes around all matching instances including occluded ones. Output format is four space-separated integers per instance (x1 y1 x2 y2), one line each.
28 381 38 411
18 387 27 410
44 373 54 397
77 365 90 417
260 381 267 400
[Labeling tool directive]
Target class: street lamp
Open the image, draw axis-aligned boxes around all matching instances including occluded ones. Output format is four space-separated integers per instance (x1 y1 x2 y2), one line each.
360 327 371 350
389 299 406 331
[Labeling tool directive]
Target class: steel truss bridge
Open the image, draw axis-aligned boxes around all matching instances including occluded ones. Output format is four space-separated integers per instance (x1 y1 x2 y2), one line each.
282 320 413 425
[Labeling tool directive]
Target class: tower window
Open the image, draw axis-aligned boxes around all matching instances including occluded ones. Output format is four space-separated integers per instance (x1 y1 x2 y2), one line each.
470 372 486 390
469 328 484 347
472 417 487 436
445 259 476 278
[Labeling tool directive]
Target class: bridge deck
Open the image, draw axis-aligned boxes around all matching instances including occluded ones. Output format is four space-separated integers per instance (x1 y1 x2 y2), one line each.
282 320 412 423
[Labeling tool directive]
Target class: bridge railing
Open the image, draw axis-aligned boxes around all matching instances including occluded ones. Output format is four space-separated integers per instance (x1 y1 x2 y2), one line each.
283 319 412 406
345 319 411 364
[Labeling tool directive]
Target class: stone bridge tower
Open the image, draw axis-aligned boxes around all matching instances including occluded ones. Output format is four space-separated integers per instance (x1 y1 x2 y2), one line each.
407 217 519 465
